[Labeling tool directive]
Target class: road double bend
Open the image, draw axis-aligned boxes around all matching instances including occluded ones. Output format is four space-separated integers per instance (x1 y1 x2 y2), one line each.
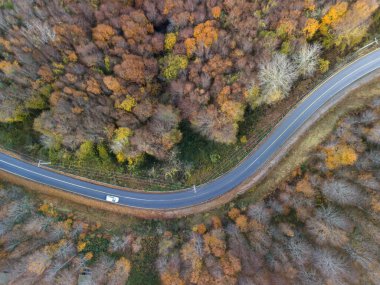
1 49 380 210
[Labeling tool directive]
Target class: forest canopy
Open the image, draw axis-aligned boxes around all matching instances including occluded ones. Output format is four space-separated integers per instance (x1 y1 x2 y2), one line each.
0 0 378 165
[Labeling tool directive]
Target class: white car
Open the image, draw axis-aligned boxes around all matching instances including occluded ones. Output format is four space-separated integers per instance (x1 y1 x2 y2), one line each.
105 195 119 203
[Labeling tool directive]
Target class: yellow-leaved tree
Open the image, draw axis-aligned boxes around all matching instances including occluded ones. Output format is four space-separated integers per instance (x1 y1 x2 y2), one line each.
324 144 358 170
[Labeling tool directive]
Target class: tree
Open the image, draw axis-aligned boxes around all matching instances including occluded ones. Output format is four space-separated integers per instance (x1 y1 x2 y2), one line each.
228 208 241 221
116 95 137 112
161 272 185 285
247 201 272 225
366 122 380 145
194 224 207 235
27 250 52 275
293 44 321 78
159 54 188 80
90 255 115 284
344 244 380 281
286 236 313 266
313 249 349 284
193 20 218 48
180 234 203 283
211 216 222 229
76 141 96 161
220 100 245 123
110 127 133 163
330 0 378 50
164 33 177 51
109 235 132 253
119 10 154 55
190 106 238 144
107 257 131 285
244 80 261 109
303 18 320 39
321 2 348 26
114 54 157 84
306 217 349 248
103 76 122 93
184 38 196 56
55 268 77 285
319 59 330 73
92 24 116 43
21 20 56 47
295 176 315 198
235 215 249 233
203 229 226 257
220 251 241 276
4 197 32 227
0 60 18 75
258 53 297 104
322 179 366 207
324 144 358 170
315 206 354 233
86 77 101 95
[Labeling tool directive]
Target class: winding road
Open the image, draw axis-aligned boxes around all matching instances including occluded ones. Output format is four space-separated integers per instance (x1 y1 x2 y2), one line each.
1 48 380 210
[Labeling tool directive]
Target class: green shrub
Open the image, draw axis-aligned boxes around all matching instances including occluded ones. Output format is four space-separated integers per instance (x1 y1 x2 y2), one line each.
319 59 330 74
76 141 97 161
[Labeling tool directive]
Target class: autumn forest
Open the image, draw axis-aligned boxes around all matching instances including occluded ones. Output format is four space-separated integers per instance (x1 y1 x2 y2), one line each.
1 0 380 284
1 0 379 184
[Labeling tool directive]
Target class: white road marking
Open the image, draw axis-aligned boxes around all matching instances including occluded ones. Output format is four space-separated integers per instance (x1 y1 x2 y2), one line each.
1 50 380 207
0 160 194 203
194 48 380 187
246 56 380 169
0 167 162 210
216 55 380 187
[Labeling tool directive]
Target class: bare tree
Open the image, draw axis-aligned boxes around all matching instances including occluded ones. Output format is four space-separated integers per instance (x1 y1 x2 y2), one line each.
306 217 349 248
315 206 354 232
366 123 380 145
357 110 378 124
3 197 32 229
313 249 349 284
322 180 366 207
22 215 53 236
247 201 272 225
0 221 11 237
157 238 177 259
21 20 56 47
226 224 261 276
109 234 132 253
247 228 271 256
345 244 380 284
293 44 321 78
55 241 76 261
204 255 223 279
55 268 77 285
368 150 380 165
344 245 378 271
258 53 297 104
297 267 324 285
286 236 313 266
42 260 70 284
89 255 115 284
267 242 290 271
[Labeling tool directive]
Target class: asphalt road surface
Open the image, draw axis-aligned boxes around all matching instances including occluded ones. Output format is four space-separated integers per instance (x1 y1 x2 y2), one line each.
1 49 380 210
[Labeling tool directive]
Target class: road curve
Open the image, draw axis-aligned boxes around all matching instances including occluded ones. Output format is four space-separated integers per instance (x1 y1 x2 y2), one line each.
1 49 380 210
